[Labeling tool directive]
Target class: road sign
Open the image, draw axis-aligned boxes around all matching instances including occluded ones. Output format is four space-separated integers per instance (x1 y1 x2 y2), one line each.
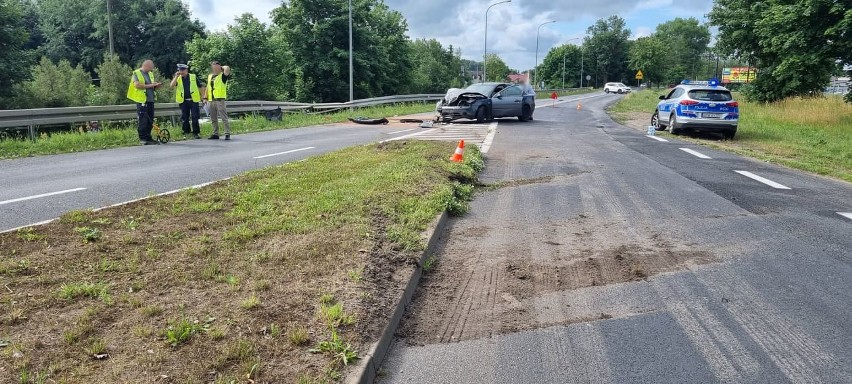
586 75 591 81
635 70 644 80
550 92 558 100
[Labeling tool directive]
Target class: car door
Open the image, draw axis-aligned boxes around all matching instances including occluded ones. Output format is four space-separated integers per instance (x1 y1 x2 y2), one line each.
498 86 523 117
490 85 514 117
659 88 683 121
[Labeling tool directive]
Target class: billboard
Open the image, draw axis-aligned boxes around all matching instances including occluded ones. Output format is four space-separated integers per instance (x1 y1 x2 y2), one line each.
722 67 757 84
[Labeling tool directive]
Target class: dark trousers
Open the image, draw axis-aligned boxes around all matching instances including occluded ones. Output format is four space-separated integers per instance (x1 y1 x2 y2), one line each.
136 102 155 141
179 100 201 134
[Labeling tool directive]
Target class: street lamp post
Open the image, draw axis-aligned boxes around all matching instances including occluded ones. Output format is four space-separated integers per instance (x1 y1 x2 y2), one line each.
483 0 511 83
534 20 556 90
562 37 581 89
106 0 115 56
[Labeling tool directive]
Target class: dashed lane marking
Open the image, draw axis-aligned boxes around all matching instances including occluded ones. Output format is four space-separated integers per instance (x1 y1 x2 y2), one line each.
735 170 791 190
680 147 712 159
838 212 852 221
647 135 668 142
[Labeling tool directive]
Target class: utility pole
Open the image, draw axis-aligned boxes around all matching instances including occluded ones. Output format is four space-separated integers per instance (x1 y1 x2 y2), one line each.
349 0 354 102
106 0 115 56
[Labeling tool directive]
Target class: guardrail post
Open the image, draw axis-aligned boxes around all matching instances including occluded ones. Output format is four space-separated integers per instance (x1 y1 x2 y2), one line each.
28 125 36 142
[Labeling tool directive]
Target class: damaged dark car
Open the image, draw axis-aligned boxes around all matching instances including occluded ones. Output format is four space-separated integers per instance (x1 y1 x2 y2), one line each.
436 83 535 123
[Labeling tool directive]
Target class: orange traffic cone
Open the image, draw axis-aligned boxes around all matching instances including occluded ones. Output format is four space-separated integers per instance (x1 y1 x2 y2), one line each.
577 102 582 110
450 140 465 162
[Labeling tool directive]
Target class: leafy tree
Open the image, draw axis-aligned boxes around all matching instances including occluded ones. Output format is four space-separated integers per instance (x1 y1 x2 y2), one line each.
186 14 286 101
710 0 852 102
409 39 465 93
35 0 102 72
93 54 133 105
628 36 666 86
36 0 204 75
484 54 510 82
25 57 92 108
272 0 413 102
538 44 583 88
584 16 631 87
654 18 711 83
0 0 31 108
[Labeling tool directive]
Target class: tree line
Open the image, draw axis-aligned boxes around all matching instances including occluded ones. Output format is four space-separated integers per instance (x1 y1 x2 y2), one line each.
1 0 848 109
537 5 851 103
0 0 471 109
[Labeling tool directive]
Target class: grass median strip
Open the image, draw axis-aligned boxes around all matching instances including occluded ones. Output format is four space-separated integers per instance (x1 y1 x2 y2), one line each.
609 90 852 183
0 103 434 159
0 140 483 383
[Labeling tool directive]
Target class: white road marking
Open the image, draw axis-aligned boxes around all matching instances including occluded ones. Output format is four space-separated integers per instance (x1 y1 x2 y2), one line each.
480 122 498 154
680 147 712 159
253 146 315 159
647 135 668 142
0 219 56 234
838 212 852 221
379 128 438 143
735 171 791 190
0 188 87 206
385 128 417 135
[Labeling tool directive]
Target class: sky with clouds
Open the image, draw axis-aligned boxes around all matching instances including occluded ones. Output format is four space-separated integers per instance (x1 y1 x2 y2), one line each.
186 0 715 71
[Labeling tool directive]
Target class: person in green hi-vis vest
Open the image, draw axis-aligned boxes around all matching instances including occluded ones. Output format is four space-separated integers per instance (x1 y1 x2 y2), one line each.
169 63 204 139
204 60 231 140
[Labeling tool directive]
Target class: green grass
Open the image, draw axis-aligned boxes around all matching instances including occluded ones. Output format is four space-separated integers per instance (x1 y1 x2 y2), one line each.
0 139 484 382
608 88 663 115
57 282 110 302
164 317 212 347
0 102 434 159
535 87 596 100
610 90 852 182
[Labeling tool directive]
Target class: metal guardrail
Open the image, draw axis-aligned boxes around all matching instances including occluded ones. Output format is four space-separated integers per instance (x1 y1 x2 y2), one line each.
0 94 444 133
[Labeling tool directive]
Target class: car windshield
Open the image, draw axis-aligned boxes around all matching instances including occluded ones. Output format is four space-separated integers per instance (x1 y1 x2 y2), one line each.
617 83 627 87
688 89 733 102
465 84 497 96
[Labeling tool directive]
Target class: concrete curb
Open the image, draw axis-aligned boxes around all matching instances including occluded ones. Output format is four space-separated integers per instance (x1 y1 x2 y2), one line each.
346 211 449 384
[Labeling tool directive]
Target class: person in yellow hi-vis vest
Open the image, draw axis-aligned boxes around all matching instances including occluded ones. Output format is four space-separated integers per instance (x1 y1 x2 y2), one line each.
126 59 162 145
204 60 231 140
169 63 204 139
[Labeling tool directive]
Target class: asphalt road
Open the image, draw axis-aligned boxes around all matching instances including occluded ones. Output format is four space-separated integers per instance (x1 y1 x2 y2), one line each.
379 94 852 383
0 92 607 232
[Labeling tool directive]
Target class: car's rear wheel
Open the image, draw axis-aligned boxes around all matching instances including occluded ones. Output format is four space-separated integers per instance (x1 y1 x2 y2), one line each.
651 111 666 131
669 113 681 135
722 127 737 140
605 89 610 94
519 105 532 121
475 106 487 123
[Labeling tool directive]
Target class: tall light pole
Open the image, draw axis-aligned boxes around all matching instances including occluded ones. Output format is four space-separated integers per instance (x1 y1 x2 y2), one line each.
534 20 556 90
483 0 511 83
349 0 354 102
561 37 580 89
106 0 115 56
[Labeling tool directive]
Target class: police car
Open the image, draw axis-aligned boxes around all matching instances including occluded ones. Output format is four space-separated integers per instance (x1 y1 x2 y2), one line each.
651 80 739 139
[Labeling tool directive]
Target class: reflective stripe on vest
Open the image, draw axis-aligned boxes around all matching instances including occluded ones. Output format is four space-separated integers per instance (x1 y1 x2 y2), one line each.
175 74 201 103
207 73 228 99
127 69 150 104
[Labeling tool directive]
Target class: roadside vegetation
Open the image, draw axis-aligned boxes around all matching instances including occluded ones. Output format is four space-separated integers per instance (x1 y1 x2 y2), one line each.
0 103 433 159
0 140 483 383
535 88 596 100
609 90 852 183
